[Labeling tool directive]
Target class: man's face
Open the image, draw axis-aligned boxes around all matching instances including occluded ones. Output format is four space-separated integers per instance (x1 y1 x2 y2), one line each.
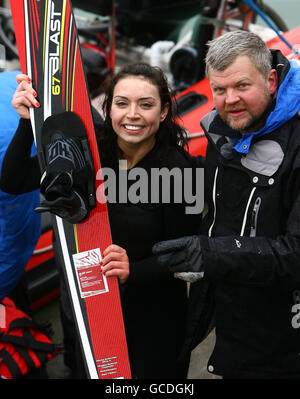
208 55 277 133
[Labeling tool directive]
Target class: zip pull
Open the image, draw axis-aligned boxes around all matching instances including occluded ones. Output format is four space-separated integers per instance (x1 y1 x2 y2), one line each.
240 187 256 236
250 197 262 237
208 167 219 237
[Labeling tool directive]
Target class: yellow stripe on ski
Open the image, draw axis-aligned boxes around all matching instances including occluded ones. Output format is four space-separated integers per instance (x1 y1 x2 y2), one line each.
65 14 72 111
70 41 77 111
43 0 49 71
73 224 79 253
60 0 67 72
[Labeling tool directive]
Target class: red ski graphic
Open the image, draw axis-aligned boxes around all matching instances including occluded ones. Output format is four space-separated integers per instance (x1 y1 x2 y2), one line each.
10 0 131 379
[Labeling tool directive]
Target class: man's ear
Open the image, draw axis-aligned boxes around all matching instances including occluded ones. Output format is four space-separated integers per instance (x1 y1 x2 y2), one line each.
268 69 278 95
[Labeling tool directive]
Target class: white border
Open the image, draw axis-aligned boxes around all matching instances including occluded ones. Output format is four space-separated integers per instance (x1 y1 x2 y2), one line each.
23 0 37 144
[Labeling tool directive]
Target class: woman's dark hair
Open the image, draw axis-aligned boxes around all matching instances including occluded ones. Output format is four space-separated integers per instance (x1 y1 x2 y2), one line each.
97 62 189 168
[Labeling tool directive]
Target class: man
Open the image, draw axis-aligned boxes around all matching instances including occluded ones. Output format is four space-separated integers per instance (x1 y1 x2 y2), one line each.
153 30 300 379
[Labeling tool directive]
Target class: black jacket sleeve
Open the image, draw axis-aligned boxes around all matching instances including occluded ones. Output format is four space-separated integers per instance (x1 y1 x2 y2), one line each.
0 118 41 194
200 186 300 287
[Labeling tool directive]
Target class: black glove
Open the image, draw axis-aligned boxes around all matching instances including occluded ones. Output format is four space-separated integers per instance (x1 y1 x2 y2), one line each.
152 236 204 282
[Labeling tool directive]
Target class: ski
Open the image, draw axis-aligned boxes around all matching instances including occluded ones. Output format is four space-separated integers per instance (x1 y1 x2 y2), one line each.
10 0 131 379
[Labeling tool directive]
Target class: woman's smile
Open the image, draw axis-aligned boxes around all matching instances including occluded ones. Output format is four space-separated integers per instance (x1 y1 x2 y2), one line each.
123 124 145 133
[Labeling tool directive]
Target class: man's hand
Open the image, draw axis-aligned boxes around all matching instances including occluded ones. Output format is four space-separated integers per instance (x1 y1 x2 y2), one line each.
152 236 204 281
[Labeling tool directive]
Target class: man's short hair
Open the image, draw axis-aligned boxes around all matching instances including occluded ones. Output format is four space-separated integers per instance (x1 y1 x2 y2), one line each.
205 30 272 78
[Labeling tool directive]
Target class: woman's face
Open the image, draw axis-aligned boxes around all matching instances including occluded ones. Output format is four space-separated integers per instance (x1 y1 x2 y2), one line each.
110 76 169 148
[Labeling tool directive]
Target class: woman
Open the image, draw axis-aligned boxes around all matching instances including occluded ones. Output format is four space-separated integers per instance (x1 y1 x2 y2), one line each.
1 63 202 379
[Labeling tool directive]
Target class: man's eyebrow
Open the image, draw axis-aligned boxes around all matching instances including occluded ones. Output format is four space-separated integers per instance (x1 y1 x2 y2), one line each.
210 82 224 89
235 78 252 84
210 77 252 88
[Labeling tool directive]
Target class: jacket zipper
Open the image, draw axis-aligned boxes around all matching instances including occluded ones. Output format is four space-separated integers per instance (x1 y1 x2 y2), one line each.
209 169 261 238
208 167 219 237
240 187 256 236
250 197 262 237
